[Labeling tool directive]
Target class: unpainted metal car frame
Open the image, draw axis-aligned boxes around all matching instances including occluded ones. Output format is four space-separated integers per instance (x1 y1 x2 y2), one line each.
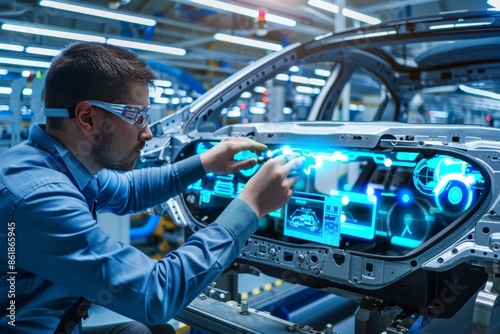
142 11 500 333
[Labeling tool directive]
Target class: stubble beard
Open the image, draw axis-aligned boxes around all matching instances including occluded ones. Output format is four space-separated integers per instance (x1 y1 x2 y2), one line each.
91 131 137 171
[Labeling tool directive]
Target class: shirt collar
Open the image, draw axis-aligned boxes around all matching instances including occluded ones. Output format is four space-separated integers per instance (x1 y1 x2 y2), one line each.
29 124 94 191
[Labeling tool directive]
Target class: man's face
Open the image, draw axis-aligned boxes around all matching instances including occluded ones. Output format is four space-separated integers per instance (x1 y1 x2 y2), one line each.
91 82 152 171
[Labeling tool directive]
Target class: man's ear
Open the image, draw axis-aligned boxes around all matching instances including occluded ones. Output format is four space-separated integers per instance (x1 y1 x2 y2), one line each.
74 101 95 135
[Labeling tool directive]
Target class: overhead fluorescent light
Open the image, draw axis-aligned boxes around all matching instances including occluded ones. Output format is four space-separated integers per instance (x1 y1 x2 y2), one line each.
0 43 24 52
249 106 266 114
190 0 296 27
253 86 267 93
0 87 32 95
106 38 186 56
163 88 175 95
214 33 282 51
308 0 380 25
308 78 326 86
25 46 61 56
153 97 171 104
290 75 325 86
314 69 331 77
290 75 309 84
275 73 289 81
0 69 8 75
488 0 500 10
1 23 106 42
227 108 242 117
39 0 156 26
308 0 339 13
296 86 320 94
342 8 381 25
153 79 172 87
0 57 51 68
2 22 184 57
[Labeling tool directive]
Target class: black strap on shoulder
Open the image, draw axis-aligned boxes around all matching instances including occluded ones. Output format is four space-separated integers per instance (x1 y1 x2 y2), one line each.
54 297 93 334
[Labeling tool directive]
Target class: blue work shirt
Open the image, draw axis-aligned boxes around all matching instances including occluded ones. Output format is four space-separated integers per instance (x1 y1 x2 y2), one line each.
0 125 258 333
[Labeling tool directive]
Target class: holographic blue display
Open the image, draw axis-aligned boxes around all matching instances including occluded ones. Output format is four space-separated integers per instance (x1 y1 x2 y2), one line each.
284 193 341 246
182 141 486 254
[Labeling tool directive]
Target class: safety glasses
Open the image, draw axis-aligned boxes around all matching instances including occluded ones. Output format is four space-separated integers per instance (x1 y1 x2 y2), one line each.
43 100 151 130
87 100 150 129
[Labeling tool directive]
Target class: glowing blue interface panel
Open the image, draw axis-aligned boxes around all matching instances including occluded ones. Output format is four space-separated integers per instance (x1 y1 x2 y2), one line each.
179 141 486 255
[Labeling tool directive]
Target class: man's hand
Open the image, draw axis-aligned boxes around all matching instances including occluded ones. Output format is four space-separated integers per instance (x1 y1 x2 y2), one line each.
200 137 267 175
238 155 305 219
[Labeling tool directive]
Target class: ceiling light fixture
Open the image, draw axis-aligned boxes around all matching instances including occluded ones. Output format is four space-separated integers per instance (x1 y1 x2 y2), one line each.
1 23 106 43
190 0 296 27
25 46 61 56
106 38 186 56
0 43 24 52
308 0 339 13
0 87 33 95
0 57 51 68
1 21 185 57
342 8 381 25
275 73 289 81
153 80 172 87
488 0 500 10
308 0 381 25
213 33 282 51
314 69 331 77
39 0 156 26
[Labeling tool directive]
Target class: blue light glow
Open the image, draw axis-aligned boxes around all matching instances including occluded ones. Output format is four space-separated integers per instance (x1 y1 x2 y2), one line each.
391 236 423 248
396 152 420 161
402 193 410 203
366 187 374 196
434 174 473 216
185 141 486 251
234 150 260 177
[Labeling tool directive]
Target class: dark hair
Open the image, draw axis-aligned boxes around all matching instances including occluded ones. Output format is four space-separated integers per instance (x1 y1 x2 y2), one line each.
44 42 157 129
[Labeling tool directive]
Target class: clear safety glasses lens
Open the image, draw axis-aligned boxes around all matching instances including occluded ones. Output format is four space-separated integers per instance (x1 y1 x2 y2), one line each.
121 105 150 129
87 100 151 129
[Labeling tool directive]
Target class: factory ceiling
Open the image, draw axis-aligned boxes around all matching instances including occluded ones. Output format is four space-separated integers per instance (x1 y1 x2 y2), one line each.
0 0 496 85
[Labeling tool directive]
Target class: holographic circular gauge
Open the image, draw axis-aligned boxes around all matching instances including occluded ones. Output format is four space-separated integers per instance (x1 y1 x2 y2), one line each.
434 174 473 216
413 159 437 196
387 201 432 248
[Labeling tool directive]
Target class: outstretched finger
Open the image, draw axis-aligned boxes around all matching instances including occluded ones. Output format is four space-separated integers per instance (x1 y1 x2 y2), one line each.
283 156 305 176
226 138 268 153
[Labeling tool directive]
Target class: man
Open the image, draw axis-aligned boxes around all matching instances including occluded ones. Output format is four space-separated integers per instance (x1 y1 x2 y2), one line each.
0 42 303 333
